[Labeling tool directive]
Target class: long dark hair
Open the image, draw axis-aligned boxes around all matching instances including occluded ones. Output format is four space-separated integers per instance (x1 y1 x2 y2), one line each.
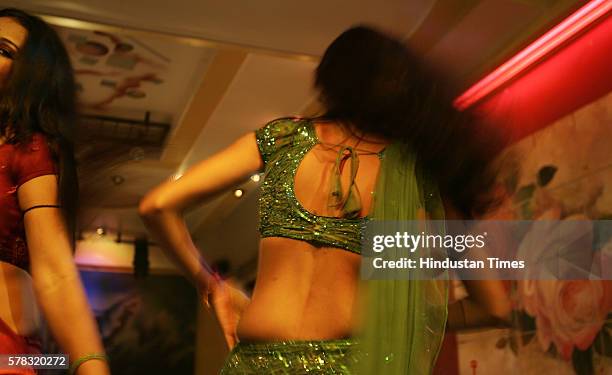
315 26 505 217
0 8 78 239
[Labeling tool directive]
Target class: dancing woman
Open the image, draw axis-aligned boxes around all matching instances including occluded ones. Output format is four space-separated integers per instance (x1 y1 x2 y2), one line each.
140 26 511 374
0 9 109 375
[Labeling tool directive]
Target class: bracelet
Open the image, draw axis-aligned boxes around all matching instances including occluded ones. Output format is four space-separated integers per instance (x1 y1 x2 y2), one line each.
202 271 222 308
69 353 108 375
22 204 61 216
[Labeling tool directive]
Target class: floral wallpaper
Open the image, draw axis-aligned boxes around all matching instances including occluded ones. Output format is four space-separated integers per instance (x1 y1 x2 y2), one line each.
457 91 612 375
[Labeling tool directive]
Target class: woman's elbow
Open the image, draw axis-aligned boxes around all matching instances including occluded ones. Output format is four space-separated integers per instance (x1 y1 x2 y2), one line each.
138 192 168 219
138 194 157 218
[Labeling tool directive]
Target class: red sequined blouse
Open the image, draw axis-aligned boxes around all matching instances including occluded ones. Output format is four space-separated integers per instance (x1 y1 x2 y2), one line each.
0 134 57 272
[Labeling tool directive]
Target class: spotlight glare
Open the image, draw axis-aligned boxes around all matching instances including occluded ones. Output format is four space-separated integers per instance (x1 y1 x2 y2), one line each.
250 174 261 182
234 189 244 198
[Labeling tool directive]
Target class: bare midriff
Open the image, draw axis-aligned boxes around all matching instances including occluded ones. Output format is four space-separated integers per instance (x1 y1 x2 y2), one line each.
0 261 41 337
237 121 386 342
236 237 361 342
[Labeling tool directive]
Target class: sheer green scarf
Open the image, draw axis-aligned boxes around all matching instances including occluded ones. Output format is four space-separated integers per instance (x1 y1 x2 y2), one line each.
355 143 448 374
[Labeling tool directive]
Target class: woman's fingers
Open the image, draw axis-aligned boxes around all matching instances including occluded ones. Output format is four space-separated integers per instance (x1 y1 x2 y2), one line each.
207 279 250 351
225 333 237 349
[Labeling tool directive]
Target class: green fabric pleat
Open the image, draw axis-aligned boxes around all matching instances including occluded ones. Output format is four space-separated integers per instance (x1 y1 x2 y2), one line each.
328 146 362 219
354 143 448 375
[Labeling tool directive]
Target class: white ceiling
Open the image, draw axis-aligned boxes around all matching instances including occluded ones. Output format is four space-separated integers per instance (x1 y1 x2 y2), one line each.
0 0 436 55
424 0 543 82
181 54 318 168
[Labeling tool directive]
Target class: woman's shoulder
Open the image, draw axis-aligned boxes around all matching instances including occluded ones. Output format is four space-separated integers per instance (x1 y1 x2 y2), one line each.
10 133 57 186
11 132 52 150
255 117 311 161
258 116 309 136
0 132 52 155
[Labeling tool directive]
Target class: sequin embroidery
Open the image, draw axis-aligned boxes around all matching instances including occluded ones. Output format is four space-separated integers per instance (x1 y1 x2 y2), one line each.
255 118 382 254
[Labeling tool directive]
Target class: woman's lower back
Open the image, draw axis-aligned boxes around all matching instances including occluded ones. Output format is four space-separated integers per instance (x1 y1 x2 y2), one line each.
236 237 361 342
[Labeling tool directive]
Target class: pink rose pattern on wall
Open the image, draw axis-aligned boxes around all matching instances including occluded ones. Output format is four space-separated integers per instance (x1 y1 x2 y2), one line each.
457 92 612 375
518 279 612 360
499 91 612 374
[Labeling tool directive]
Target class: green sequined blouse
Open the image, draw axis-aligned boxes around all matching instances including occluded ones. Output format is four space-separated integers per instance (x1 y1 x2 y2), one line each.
255 117 381 254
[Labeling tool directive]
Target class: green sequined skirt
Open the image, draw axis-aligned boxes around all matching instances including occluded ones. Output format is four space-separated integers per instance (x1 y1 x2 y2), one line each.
220 339 363 374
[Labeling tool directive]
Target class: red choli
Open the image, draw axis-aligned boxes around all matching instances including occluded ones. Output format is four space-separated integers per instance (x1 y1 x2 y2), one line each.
0 134 57 272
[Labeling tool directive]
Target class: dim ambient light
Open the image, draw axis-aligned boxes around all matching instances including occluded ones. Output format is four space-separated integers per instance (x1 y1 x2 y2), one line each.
454 0 612 110
111 175 125 185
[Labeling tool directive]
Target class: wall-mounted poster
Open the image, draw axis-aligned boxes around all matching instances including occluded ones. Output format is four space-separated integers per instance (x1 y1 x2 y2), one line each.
80 271 197 375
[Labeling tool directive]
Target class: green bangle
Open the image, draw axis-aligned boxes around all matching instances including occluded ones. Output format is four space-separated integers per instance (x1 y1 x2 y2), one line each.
69 353 108 375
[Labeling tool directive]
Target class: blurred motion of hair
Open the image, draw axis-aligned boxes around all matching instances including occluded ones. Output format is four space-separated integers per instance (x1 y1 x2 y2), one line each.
315 25 507 217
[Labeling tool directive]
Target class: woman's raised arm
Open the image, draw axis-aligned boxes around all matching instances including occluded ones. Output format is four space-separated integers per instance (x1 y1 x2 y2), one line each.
139 132 261 348
138 132 262 290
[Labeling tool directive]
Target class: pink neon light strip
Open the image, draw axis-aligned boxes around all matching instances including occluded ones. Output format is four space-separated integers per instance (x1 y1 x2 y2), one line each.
454 0 612 110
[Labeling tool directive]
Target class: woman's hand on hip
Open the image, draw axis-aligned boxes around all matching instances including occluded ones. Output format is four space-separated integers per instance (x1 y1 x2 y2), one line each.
206 279 250 349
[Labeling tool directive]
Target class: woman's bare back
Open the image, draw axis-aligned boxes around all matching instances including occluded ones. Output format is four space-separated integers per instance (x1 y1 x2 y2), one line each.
236 122 387 341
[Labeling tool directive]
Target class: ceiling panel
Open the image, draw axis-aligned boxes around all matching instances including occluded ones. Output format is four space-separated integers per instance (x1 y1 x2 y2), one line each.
2 0 436 55
52 23 216 127
181 53 318 168
425 0 541 86
423 0 586 89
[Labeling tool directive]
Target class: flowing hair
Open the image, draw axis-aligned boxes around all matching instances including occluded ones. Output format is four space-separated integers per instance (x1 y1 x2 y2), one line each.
0 8 78 240
315 25 505 217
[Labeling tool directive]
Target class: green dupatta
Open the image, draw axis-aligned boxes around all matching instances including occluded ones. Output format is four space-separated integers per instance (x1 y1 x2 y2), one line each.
355 143 449 374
